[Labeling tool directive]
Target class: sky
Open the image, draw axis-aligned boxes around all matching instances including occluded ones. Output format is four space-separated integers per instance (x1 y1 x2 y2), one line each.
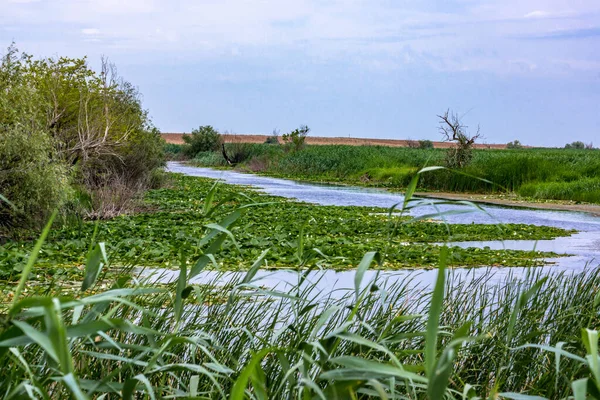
1 0 599 146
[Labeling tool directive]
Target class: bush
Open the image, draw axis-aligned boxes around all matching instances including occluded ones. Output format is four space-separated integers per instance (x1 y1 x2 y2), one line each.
419 139 434 149
282 125 310 152
506 140 523 149
164 143 186 160
0 125 72 233
0 44 166 227
265 129 280 145
182 126 222 157
222 141 255 164
565 141 585 149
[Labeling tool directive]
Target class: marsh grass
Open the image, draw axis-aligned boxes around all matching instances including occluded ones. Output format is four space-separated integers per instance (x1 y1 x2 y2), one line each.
191 144 600 203
0 166 598 399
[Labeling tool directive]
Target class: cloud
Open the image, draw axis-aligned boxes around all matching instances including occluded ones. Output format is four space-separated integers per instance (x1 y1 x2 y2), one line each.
528 27 600 40
1 0 599 78
524 10 550 18
81 28 100 35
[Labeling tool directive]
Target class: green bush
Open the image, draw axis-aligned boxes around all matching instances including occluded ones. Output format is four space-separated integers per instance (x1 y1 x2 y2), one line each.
282 125 309 152
0 125 72 233
418 139 434 149
506 140 523 149
0 44 166 225
182 126 222 157
565 141 585 149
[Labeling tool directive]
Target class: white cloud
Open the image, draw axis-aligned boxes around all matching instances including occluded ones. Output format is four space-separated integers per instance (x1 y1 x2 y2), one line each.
524 10 550 18
0 0 598 78
81 28 100 35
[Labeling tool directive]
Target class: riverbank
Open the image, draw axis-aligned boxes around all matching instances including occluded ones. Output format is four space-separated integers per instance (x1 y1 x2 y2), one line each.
415 192 600 216
182 143 600 204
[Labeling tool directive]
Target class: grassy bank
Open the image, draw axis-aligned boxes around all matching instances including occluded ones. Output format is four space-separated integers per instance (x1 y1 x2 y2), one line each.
0 173 571 284
1 219 599 398
184 143 600 203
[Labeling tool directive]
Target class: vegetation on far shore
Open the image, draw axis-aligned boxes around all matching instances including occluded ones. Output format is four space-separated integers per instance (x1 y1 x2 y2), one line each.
177 140 600 204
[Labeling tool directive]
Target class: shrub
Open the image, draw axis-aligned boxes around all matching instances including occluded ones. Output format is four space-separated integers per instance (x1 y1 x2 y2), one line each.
182 126 222 157
164 143 186 160
565 141 585 149
265 128 280 144
0 125 72 233
222 141 255 164
282 125 310 152
419 139 434 149
506 140 523 149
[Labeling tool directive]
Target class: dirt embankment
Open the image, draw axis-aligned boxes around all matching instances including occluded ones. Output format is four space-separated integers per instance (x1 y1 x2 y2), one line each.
162 133 507 149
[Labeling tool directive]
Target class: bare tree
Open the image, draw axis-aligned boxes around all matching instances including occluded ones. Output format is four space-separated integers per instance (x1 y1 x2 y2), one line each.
437 109 482 168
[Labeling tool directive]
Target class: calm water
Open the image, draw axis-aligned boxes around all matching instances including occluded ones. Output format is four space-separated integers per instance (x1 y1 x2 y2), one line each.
158 162 600 291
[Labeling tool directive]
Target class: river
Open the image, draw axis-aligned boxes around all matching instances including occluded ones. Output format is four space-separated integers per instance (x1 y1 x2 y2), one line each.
157 162 600 292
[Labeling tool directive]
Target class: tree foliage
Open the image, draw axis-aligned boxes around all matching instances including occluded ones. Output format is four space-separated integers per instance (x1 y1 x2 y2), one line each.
565 141 586 149
282 125 310 152
182 125 222 157
506 140 523 149
0 126 72 232
0 43 164 233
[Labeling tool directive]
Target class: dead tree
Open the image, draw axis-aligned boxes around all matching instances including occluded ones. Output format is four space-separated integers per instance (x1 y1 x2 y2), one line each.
437 109 482 168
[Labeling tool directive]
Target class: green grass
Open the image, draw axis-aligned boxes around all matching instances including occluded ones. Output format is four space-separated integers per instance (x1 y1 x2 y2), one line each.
0 173 572 281
190 144 600 203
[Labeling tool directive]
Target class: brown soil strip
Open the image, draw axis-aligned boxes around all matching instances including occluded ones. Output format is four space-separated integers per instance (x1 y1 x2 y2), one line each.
162 133 508 149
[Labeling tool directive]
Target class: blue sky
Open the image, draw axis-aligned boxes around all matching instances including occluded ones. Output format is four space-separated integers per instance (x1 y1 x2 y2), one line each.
1 0 599 146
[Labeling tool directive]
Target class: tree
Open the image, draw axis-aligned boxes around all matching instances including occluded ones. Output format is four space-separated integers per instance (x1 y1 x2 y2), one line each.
438 110 482 168
182 126 222 157
0 44 165 225
565 141 586 149
282 125 310 152
419 139 434 149
506 140 523 149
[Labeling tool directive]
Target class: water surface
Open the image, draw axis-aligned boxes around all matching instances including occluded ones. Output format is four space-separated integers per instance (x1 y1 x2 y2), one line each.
161 162 600 291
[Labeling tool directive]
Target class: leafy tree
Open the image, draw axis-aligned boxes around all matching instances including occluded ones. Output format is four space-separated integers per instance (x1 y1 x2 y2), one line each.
565 141 586 149
506 140 523 149
282 125 310 152
419 139 434 149
182 125 222 157
0 43 164 226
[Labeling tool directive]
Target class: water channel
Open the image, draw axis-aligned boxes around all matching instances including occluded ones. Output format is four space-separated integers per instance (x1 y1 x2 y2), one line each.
158 162 600 293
